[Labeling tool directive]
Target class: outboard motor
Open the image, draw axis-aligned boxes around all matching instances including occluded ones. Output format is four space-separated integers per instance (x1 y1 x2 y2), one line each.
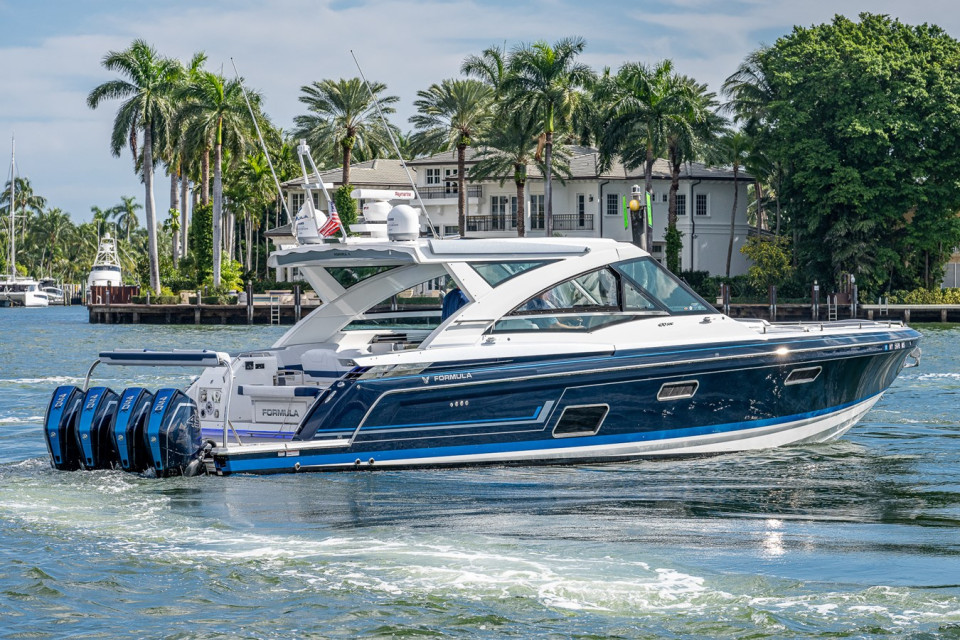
75 387 121 470
111 388 154 473
145 388 204 477
44 385 84 471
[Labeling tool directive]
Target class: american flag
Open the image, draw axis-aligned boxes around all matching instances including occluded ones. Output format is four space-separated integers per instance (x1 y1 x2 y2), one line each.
318 202 342 237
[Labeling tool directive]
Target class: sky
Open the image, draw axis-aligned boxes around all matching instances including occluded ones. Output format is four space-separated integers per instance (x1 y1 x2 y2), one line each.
2 0 959 225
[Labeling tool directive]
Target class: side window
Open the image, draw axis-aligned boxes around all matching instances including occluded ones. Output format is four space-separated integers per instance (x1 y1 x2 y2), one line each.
538 268 619 311
616 258 710 314
623 280 657 311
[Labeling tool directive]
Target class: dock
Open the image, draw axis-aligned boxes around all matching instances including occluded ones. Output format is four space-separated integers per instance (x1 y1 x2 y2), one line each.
86 301 960 325
88 303 320 325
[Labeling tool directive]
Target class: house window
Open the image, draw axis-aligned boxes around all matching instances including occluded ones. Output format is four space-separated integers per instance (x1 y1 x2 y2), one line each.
443 225 458 236
444 168 458 194
291 192 320 211
425 168 441 186
695 193 708 216
510 196 519 228
530 195 545 230
662 193 668 203
577 194 586 227
491 195 509 230
606 193 620 216
675 194 686 216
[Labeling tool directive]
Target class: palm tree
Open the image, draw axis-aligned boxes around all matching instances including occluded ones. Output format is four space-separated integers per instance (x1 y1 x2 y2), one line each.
178 71 259 287
1 176 48 247
292 78 399 187
663 77 723 271
87 40 182 294
461 44 508 96
410 79 494 235
470 111 570 237
234 152 273 271
722 48 783 235
599 60 696 248
503 37 593 236
713 130 750 277
108 195 142 242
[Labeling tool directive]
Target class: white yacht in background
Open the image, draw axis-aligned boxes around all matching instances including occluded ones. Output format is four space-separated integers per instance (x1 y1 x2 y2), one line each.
0 277 50 307
1 136 48 307
86 232 122 291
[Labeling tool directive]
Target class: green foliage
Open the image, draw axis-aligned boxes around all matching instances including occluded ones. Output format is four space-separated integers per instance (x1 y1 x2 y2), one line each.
203 257 243 292
334 184 357 230
757 13 960 291
740 235 793 294
189 203 213 281
664 226 683 274
890 287 960 304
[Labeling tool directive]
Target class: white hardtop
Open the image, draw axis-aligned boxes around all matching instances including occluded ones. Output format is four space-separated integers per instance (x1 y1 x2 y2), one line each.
268 236 627 269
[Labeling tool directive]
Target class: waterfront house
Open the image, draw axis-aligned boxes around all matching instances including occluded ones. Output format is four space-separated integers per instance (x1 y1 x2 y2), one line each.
277 146 752 278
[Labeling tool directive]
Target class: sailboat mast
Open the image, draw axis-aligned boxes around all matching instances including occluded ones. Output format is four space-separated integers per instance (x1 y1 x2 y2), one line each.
8 135 14 280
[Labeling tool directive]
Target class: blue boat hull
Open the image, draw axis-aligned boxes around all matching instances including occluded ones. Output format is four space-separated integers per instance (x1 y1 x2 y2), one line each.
210 328 919 475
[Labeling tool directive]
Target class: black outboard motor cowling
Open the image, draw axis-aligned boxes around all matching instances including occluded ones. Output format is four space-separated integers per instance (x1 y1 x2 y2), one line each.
111 388 154 473
75 387 121 470
44 385 84 471
146 389 204 477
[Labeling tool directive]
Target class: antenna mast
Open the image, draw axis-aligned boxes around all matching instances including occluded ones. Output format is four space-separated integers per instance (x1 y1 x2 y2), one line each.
8 135 15 280
229 58 293 226
350 50 439 239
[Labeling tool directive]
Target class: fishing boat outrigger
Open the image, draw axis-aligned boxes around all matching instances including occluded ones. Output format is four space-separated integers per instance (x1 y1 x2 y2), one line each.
43 203 922 476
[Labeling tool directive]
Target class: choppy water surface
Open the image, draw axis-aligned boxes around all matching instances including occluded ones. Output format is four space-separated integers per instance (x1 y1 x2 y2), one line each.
1 307 959 638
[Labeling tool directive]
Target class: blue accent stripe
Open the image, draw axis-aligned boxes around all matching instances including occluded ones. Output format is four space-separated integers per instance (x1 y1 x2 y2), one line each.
311 404 545 433
219 393 880 474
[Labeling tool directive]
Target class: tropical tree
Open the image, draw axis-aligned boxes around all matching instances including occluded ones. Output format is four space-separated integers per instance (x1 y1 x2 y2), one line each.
87 39 182 294
108 195 142 241
711 129 750 277
178 71 260 287
1 176 48 246
461 44 508 96
292 77 399 187
598 60 696 248
663 78 723 272
503 37 593 235
410 79 494 235
470 111 571 238
754 13 960 292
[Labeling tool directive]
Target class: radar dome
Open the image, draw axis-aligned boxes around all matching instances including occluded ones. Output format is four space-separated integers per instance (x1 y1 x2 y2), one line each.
362 200 392 223
387 205 420 241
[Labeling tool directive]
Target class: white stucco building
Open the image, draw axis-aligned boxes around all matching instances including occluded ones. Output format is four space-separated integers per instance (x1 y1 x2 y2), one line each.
277 146 753 278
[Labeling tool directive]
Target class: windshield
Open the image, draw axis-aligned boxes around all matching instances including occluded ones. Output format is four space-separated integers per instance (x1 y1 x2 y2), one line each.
491 259 710 333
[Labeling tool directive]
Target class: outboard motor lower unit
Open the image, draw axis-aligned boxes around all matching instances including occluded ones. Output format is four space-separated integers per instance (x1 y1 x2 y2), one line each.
111 388 155 473
75 387 121 470
44 385 84 470
146 388 204 477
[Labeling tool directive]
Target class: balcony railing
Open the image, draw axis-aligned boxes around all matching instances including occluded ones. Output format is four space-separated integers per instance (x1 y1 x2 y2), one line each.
553 213 594 231
466 212 594 232
419 185 483 200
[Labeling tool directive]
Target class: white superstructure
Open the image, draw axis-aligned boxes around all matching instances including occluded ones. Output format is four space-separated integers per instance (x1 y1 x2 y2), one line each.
87 233 122 290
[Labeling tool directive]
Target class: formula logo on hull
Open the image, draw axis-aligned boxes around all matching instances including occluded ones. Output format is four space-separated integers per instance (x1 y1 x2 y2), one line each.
421 372 473 384
262 408 300 418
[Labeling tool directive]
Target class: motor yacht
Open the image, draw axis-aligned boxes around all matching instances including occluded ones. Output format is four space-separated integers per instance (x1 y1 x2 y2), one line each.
43 208 921 476
0 277 50 307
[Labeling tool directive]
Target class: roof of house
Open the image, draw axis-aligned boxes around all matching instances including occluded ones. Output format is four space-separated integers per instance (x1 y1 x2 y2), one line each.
407 145 750 182
282 146 750 190
280 158 411 189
